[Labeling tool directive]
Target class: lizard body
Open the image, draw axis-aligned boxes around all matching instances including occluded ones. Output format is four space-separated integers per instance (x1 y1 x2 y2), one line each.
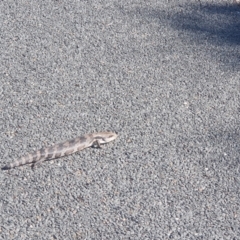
2 132 117 170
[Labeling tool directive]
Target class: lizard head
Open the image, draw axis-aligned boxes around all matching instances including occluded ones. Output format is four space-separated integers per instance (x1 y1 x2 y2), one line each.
93 131 118 144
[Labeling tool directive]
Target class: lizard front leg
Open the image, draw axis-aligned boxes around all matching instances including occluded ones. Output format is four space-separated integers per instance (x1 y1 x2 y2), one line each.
92 139 102 148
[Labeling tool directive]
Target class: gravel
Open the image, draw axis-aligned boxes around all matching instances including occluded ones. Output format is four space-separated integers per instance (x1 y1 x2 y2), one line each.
0 0 239 239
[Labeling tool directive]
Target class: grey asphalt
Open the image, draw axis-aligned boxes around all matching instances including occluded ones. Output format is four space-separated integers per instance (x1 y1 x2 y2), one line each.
0 0 239 239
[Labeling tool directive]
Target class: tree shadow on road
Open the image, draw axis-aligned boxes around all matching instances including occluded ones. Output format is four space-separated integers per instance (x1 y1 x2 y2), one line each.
126 2 240 69
170 3 240 46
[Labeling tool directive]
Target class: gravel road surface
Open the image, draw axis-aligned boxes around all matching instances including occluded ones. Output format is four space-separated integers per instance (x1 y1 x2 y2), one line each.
0 0 239 239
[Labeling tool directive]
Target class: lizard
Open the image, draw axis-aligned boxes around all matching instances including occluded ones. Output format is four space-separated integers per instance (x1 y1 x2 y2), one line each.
2 131 117 170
